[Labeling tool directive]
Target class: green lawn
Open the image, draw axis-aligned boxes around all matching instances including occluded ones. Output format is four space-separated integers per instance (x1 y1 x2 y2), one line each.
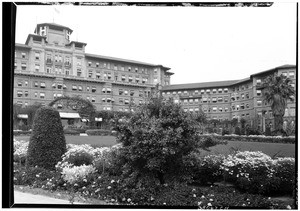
14 135 117 147
14 136 295 157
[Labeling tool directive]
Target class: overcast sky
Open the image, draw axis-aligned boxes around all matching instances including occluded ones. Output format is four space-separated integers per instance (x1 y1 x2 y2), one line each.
15 3 296 85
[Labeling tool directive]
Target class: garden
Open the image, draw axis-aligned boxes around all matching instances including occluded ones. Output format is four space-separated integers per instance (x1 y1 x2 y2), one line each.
13 96 296 209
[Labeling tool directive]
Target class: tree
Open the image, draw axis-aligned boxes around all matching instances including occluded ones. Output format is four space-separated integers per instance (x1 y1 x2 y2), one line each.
261 74 295 135
22 102 43 128
48 96 96 126
13 103 22 129
26 106 66 170
114 96 201 185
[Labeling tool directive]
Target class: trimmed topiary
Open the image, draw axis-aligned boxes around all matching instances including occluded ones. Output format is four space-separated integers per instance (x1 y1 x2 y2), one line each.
26 106 66 170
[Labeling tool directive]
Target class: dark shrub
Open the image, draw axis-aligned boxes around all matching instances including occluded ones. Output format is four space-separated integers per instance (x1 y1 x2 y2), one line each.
86 129 112 136
26 106 66 170
234 126 241 135
63 128 80 135
65 151 94 166
114 96 217 185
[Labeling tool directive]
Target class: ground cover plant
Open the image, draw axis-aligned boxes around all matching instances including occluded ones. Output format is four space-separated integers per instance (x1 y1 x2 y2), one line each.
13 97 296 208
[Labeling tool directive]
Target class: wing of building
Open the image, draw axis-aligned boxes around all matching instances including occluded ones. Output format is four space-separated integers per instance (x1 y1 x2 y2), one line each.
14 23 173 112
161 64 296 129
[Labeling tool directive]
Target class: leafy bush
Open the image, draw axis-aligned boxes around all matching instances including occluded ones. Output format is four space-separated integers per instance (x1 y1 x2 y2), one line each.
64 128 81 135
14 139 28 165
13 131 32 136
190 153 224 185
234 127 241 135
114 97 201 185
26 106 66 170
221 151 295 195
86 129 113 136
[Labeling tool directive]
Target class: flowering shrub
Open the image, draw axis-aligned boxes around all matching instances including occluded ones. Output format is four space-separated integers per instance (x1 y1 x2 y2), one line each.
61 164 96 184
14 139 29 165
191 153 225 185
221 151 295 195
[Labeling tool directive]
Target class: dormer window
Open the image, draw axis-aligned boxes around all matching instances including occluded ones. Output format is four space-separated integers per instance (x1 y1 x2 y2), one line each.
35 52 40 60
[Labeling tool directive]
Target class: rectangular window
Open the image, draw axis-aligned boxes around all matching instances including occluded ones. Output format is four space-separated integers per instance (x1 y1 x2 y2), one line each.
128 67 131 72
139 91 143 97
96 71 101 79
87 86 90 92
91 97 95 102
212 97 217 103
289 72 295 78
35 64 40 72
35 52 40 60
40 82 46 88
219 107 223 112
212 89 217 93
119 98 124 104
40 92 45 99
65 69 70 75
121 75 126 82
130 90 134 96
206 89 210 93
257 90 262 96
96 63 99 68
24 91 29 97
256 79 261 85
236 105 240 111
202 98 207 103
124 99 129 105
194 90 199 95
212 107 217 112
14 62 17 69
17 81 22 86
77 59 82 66
189 99 193 103
88 62 92 67
257 100 262 106
124 90 129 95
92 87 96 93
72 85 77 90
241 93 245 99
218 97 223 102
78 86 83 91
119 89 123 95
282 72 288 77
77 69 82 77
21 52 26 58
17 91 23 97
200 90 205 94
128 76 133 82
218 88 222 93
88 70 93 78
107 88 112 94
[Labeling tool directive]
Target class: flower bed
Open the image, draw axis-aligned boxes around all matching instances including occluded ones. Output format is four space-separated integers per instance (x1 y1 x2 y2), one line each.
199 134 295 144
13 138 295 208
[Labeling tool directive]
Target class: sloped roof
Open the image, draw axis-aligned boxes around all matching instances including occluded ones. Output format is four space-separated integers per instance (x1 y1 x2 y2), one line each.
85 53 171 70
250 64 296 77
35 23 73 33
15 43 31 49
161 80 239 91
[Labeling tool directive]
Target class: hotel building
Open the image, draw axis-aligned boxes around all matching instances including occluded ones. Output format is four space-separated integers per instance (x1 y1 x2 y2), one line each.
14 23 173 113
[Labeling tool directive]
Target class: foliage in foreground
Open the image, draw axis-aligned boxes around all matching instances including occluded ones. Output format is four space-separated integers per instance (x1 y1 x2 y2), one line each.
26 106 67 170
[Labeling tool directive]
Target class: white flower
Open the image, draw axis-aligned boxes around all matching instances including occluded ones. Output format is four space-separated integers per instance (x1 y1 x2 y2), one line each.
163 202 166 205
36 174 40 178
209 199 213 201
127 198 131 202
198 201 202 206
122 198 126 201
201 195 205 199
193 194 196 197
107 186 112 189
151 196 155 201
83 178 87 182
207 203 212 206
287 205 291 209
111 180 115 183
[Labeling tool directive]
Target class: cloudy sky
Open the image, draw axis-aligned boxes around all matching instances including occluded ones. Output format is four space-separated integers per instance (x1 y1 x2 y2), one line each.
15 3 296 85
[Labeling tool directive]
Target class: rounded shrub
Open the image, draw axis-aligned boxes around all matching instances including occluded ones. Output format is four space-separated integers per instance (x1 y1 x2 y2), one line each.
26 106 66 170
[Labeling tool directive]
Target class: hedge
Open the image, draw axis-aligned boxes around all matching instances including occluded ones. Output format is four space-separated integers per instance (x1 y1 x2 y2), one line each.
199 134 295 144
86 129 115 136
26 106 67 170
13 130 32 136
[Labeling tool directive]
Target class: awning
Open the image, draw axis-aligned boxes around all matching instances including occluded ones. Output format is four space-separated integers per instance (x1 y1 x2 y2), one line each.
17 114 28 119
59 112 80 119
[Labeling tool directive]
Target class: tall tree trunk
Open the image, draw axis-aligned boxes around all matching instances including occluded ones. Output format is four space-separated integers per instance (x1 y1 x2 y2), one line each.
274 114 284 135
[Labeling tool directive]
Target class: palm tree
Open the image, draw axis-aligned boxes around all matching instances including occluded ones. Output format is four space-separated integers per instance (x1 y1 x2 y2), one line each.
261 73 295 135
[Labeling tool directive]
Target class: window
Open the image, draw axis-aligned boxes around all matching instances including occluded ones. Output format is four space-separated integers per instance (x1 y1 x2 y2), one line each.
212 89 217 93
17 81 22 86
289 72 295 78
225 107 228 112
200 90 205 94
35 52 40 60
282 72 288 77
72 85 77 90
194 90 199 95
256 90 262 96
178 91 182 95
121 75 126 82
124 90 129 95
24 102 28 107
291 83 295 89
65 69 70 75
87 86 90 92
218 88 222 93
35 64 40 72
96 71 101 79
142 78 147 84
202 98 207 103
206 89 210 93
78 86 83 91
128 67 131 72
257 100 262 106
135 67 138 73
130 90 134 96
119 98 124 104
77 59 82 66
92 87 96 93
195 99 199 103
124 99 129 105
167 92 171 95
57 104 63 109
246 104 249 109
22 52 26 58
24 91 29 97
102 88 106 94
17 101 22 106
224 97 228 102
139 91 143 97
212 107 217 112
96 63 99 68
107 88 112 94
88 62 92 67
232 105 235 111
189 99 193 103
183 99 188 103
218 97 223 102
34 81 39 87
40 82 46 88
14 62 17 69
119 89 123 95
21 62 27 70
219 107 223 112
212 97 217 103
184 91 188 95
246 93 249 99
77 69 82 77
173 91 177 95
88 70 93 78
40 92 45 99
107 73 112 80
91 97 95 102
236 105 240 111
241 103 245 109
256 79 261 85
128 75 133 82
17 91 23 97
135 76 139 83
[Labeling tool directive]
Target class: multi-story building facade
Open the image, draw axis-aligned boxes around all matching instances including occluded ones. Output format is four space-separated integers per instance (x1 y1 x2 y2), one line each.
14 23 173 113
161 65 296 131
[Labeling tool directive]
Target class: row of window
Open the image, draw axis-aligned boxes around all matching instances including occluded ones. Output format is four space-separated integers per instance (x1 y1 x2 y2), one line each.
163 88 229 96
86 61 150 74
